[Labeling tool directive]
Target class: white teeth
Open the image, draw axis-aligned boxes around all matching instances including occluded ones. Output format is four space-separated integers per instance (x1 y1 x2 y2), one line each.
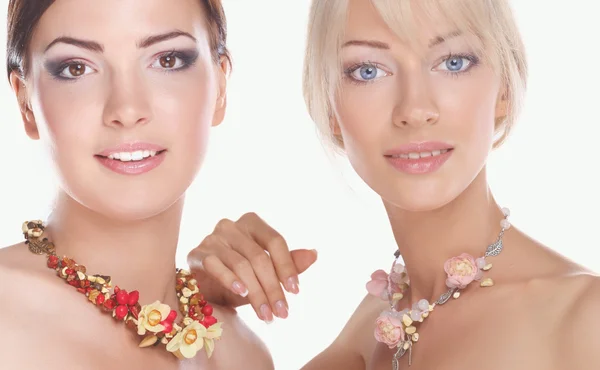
106 150 157 162
131 151 143 161
392 149 450 159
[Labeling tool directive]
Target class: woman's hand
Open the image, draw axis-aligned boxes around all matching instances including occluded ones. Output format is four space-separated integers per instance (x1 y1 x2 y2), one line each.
187 212 317 323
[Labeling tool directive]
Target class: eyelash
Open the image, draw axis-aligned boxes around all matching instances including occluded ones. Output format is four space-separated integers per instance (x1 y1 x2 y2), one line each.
437 52 480 77
343 53 481 85
47 50 199 81
343 60 388 86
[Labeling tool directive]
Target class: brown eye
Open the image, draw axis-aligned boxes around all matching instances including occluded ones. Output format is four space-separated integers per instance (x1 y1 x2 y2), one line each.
159 55 177 68
68 63 86 76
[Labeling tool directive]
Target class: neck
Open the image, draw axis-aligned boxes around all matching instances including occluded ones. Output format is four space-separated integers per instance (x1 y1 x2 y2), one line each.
45 191 184 305
384 169 506 304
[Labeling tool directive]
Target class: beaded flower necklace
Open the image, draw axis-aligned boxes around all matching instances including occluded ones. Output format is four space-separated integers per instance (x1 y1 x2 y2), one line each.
367 208 510 368
22 220 222 360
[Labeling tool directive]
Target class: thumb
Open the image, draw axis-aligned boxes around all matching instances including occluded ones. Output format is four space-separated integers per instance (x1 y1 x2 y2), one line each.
290 249 318 274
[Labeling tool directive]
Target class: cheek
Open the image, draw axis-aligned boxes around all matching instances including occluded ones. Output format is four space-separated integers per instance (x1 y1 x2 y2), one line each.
335 83 395 154
33 78 105 162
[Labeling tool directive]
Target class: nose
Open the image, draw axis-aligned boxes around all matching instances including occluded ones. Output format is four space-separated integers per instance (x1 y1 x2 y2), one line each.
103 72 152 129
393 72 439 128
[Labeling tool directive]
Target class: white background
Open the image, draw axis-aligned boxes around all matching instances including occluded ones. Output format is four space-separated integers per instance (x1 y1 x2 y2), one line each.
0 1 599 369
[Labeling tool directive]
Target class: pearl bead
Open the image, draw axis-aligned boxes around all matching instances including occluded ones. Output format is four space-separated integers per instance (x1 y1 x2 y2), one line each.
501 207 510 217
476 257 486 269
410 310 422 321
500 219 511 229
417 299 429 311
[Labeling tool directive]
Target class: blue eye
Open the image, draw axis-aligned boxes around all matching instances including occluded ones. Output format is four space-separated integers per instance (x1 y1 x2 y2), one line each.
436 54 478 73
445 57 465 71
347 63 388 82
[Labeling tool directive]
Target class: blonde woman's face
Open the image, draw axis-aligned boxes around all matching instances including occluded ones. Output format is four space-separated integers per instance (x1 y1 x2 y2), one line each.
13 0 227 220
333 0 506 211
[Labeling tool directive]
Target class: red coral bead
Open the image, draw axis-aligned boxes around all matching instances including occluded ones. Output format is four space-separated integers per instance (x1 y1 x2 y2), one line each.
47 256 59 269
76 288 86 294
65 268 75 276
130 304 140 319
116 290 129 305
199 300 207 307
115 305 128 320
68 280 79 287
201 305 213 316
127 290 140 306
114 286 121 294
162 321 173 334
103 299 116 310
167 310 177 322
199 319 208 328
204 315 217 327
96 294 105 305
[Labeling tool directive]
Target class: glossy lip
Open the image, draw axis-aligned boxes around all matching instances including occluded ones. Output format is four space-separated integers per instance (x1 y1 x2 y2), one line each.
384 141 454 175
95 142 167 176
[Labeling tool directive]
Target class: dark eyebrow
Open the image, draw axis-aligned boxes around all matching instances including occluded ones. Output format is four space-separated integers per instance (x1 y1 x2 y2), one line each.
44 37 103 53
428 30 462 48
342 40 390 49
137 30 197 49
44 30 196 53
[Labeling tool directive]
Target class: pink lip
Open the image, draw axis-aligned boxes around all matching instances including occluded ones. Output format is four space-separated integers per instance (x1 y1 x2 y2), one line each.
95 142 167 175
97 142 166 157
384 141 454 175
96 152 166 175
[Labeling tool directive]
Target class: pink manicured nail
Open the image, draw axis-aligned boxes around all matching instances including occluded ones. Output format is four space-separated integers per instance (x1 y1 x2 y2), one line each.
285 276 299 294
232 281 248 297
274 300 288 319
260 304 274 323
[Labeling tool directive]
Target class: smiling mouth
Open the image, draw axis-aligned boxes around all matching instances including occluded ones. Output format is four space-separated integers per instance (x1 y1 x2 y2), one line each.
95 149 167 162
385 148 453 159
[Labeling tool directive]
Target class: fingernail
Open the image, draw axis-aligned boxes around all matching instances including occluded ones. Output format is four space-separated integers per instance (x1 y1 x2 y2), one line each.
311 249 318 257
232 281 248 297
260 304 274 324
274 300 288 319
285 276 300 294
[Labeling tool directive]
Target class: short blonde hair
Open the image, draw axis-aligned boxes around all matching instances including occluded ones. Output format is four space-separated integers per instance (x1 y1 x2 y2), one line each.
303 0 528 149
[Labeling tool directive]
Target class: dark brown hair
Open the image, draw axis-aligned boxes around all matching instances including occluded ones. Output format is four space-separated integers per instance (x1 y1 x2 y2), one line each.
6 0 230 80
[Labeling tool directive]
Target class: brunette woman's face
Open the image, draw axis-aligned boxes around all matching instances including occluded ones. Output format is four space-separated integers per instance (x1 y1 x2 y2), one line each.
11 0 227 220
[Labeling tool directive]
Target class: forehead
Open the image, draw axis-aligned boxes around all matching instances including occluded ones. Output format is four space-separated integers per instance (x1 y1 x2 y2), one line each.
30 0 207 49
344 0 483 50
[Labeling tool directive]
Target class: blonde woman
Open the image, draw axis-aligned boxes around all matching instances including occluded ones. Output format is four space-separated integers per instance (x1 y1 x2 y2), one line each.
189 0 600 369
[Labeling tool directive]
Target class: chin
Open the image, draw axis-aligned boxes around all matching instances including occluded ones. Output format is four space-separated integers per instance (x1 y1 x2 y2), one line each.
66 185 186 222
377 178 466 213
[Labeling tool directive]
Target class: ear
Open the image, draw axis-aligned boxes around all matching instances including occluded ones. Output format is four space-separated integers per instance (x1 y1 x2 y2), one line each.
329 114 345 149
494 86 509 122
10 71 39 140
211 57 229 127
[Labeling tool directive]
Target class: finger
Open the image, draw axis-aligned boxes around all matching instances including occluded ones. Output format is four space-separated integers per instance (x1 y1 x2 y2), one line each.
200 254 250 305
290 249 318 274
238 212 300 294
187 236 250 307
222 249 280 322
222 224 289 319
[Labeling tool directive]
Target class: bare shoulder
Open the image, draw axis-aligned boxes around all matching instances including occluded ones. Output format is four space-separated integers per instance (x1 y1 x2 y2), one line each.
208 304 274 370
557 272 600 370
303 293 387 370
